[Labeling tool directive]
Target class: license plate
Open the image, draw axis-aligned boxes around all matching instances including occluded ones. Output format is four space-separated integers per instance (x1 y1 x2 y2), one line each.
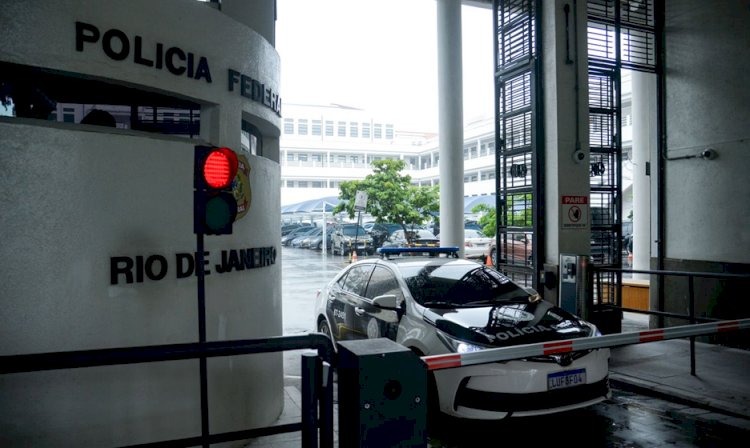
547 368 586 390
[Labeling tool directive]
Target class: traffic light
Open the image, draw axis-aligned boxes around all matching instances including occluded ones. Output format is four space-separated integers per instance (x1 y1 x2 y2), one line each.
194 145 239 235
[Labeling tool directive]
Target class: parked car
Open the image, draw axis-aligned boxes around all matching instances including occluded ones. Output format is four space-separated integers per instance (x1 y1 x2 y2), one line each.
313 247 610 420
308 226 334 251
331 223 374 256
437 228 492 260
294 227 322 248
282 226 318 247
281 223 310 236
381 229 439 249
367 222 402 248
486 233 533 266
281 226 317 246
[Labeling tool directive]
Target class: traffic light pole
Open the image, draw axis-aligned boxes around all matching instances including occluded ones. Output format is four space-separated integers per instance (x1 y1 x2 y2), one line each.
196 232 210 448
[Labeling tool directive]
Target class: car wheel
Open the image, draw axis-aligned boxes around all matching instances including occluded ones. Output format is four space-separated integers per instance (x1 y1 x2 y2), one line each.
490 247 497 267
318 319 333 342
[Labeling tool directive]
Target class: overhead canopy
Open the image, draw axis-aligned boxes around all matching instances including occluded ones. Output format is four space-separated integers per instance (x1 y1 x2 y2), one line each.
463 194 496 214
281 196 340 214
281 194 496 215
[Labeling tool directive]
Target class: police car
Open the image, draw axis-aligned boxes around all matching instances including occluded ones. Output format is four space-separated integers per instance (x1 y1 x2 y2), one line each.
314 247 610 420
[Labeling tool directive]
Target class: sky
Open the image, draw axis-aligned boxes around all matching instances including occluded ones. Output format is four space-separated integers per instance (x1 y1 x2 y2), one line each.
275 0 494 132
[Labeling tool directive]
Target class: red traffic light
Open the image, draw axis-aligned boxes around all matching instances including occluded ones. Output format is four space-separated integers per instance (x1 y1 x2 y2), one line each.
202 147 238 189
194 145 239 235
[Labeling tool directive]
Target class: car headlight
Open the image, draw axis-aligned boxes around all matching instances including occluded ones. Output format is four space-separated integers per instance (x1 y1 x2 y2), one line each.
437 331 488 354
583 321 602 337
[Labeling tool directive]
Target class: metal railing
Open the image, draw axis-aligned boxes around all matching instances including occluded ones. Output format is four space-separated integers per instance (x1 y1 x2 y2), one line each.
592 266 750 376
0 334 336 448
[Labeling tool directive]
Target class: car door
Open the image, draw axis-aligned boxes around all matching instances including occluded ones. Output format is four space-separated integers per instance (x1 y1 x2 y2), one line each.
360 265 404 341
334 263 374 340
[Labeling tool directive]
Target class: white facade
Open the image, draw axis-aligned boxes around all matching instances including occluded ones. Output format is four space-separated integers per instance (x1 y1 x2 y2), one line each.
280 103 499 207
0 0 283 445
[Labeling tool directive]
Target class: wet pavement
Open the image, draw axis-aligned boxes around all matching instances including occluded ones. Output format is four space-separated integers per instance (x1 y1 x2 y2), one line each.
244 247 750 447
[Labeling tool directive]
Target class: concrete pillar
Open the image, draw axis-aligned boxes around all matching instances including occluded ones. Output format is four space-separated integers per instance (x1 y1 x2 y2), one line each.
437 0 465 252
542 0 591 267
631 71 656 280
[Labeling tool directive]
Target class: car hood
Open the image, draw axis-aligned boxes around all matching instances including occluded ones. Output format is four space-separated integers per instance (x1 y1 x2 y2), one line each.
423 300 593 348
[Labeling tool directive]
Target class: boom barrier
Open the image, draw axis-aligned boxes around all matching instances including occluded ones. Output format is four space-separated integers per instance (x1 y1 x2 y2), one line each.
422 319 750 371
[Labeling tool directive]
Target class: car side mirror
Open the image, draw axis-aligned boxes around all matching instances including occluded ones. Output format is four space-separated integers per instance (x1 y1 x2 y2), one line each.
372 294 398 310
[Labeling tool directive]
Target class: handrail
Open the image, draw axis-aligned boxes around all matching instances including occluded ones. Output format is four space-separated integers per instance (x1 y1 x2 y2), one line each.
0 333 336 374
0 333 336 448
591 266 750 376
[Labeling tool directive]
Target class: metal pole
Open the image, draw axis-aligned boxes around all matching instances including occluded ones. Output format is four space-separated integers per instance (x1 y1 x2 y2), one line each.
319 361 334 448
196 233 209 448
689 275 696 376
301 352 319 448
354 210 361 257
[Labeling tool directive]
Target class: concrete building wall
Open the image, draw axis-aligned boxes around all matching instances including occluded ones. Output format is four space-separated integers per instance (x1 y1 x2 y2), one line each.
664 0 750 265
0 0 282 445
659 0 750 338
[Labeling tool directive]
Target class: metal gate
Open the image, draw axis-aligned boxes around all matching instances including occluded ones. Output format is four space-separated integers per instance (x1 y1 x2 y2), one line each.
493 0 541 288
587 0 660 321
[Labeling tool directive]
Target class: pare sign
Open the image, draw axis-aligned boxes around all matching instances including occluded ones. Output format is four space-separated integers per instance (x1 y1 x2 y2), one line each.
560 195 589 230
110 247 276 285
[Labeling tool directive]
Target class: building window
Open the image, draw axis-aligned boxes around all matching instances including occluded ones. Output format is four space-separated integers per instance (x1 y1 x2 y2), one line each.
325 120 334 136
338 121 346 137
351 155 359 164
298 181 308 188
312 181 323 188
312 153 323 163
386 124 394 140
241 121 263 156
463 147 469 160
312 119 322 136
374 123 382 139
470 146 477 159
362 122 370 138
287 153 295 162
298 119 308 135
488 142 495 155
350 122 358 138
338 155 347 163
284 118 294 134
433 153 439 166
298 153 308 162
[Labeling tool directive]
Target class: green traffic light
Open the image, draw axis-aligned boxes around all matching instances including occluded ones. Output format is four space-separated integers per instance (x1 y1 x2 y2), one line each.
204 193 238 233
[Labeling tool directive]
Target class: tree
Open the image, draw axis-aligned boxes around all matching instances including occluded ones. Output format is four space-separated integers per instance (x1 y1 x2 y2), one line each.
472 203 496 237
333 159 439 244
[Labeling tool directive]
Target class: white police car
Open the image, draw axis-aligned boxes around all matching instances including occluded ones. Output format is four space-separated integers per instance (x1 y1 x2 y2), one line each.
314 247 610 420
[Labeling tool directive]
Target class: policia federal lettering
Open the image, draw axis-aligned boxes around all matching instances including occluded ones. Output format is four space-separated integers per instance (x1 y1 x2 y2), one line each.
110 247 277 285
74 21 282 116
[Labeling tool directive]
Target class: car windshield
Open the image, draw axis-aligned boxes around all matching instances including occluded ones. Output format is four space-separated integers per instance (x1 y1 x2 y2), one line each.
342 226 367 236
401 262 529 307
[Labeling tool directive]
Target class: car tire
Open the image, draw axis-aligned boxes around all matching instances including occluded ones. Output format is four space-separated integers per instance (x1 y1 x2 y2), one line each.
490 247 497 267
318 319 333 343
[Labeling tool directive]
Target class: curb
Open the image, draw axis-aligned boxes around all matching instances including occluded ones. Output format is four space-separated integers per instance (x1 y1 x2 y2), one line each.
609 373 750 424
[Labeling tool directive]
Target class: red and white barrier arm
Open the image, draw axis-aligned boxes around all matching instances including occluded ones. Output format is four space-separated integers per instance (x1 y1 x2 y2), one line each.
422 318 750 371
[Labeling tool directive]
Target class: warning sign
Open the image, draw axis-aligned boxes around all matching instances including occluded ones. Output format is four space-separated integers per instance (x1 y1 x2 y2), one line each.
561 195 589 230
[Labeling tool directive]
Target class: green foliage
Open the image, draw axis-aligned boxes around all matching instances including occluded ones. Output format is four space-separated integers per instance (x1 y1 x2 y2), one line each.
333 159 439 242
472 204 497 237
